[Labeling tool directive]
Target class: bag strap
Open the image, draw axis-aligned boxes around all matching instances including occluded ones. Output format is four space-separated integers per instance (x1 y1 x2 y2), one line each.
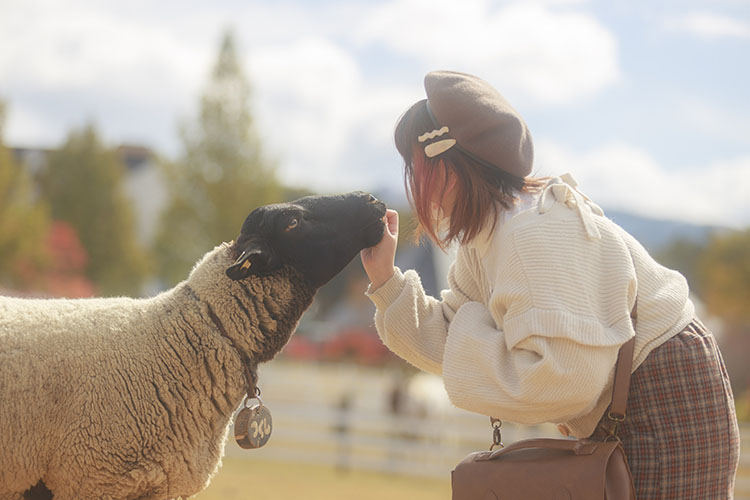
481 438 601 460
488 256 639 445
606 297 637 433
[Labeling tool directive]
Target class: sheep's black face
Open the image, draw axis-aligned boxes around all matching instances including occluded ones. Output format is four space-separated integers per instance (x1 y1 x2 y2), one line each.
226 191 387 289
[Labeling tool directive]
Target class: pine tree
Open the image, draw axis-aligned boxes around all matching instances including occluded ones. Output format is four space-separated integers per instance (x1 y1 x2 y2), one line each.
39 124 149 296
154 30 281 285
0 100 51 290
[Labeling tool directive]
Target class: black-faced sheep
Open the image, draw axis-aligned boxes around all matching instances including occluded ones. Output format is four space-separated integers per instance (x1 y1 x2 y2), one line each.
0 191 386 500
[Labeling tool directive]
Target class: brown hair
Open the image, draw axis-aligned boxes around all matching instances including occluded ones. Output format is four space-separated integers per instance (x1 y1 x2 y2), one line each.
395 99 545 248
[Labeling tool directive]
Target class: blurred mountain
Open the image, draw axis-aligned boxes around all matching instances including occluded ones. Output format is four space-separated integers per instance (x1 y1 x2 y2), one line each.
605 209 725 252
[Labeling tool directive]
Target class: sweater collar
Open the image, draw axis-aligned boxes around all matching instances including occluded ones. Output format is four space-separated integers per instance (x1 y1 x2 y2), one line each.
538 174 604 240
466 188 541 258
464 174 603 258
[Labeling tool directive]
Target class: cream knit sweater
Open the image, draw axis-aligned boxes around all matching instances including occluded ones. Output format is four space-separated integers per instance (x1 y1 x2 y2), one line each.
367 175 694 438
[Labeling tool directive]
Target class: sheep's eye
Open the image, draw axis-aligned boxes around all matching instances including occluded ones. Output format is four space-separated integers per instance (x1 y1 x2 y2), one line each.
285 218 299 231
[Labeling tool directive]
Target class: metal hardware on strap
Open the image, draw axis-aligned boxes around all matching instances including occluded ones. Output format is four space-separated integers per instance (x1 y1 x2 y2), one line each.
606 410 626 439
607 411 626 421
605 295 638 439
490 417 504 451
242 361 259 400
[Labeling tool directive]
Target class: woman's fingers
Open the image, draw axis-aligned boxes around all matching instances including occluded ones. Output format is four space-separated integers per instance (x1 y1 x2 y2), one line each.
359 209 398 290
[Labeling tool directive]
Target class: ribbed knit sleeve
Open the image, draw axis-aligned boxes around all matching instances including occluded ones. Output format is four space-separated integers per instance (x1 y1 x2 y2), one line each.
440 209 639 427
366 178 693 436
366 246 485 375
443 301 622 424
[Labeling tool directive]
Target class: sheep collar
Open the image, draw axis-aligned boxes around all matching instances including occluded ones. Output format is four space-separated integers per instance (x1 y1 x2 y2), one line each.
203 301 259 399
204 302 272 449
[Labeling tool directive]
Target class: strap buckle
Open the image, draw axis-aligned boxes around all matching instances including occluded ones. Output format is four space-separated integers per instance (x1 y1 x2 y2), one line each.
606 411 626 439
489 417 504 451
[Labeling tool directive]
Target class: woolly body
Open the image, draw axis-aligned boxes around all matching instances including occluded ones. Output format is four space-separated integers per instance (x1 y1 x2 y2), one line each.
0 243 314 500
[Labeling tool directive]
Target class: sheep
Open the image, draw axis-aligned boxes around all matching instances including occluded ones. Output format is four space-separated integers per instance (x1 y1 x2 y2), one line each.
0 191 387 500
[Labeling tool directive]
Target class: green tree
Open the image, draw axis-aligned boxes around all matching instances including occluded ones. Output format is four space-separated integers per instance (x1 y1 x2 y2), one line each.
698 229 750 324
698 229 750 419
39 124 149 296
154 30 281 285
0 100 51 290
655 238 707 295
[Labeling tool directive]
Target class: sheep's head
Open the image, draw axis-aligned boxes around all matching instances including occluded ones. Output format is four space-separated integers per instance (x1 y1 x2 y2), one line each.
226 191 387 288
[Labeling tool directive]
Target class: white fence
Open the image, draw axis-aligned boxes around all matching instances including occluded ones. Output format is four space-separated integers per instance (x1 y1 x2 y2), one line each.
226 360 750 497
738 426 750 499
228 360 573 476
226 399 557 477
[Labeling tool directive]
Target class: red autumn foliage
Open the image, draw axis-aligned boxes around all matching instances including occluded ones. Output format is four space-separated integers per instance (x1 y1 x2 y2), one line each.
283 328 393 365
42 221 95 298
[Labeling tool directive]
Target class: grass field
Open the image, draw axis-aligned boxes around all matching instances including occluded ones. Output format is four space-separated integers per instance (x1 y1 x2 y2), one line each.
194 458 451 500
195 458 750 500
738 466 750 500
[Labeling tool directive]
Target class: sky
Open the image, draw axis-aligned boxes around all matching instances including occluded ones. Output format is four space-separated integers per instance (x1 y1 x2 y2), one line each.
1 0 749 228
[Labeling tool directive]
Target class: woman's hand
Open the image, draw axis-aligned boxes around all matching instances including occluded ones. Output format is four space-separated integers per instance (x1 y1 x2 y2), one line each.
361 209 398 291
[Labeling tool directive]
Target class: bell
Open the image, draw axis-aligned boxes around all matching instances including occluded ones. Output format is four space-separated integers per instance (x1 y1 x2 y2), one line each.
234 397 273 449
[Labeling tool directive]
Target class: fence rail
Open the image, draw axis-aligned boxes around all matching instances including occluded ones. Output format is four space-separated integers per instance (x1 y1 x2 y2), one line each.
229 361 750 497
226 400 558 477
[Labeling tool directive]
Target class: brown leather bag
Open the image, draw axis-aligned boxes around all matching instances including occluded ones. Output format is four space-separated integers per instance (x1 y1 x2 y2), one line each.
452 307 638 500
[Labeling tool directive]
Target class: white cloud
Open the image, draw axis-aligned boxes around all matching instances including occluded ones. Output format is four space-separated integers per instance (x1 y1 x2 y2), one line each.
247 38 417 192
0 2 209 104
534 0 590 4
2 0 747 224
247 39 363 186
3 104 59 147
357 0 620 104
0 0 220 152
0 0 414 190
668 11 750 39
535 141 750 228
676 98 750 145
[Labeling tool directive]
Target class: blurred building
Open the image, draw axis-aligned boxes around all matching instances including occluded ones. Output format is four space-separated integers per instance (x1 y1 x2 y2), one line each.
116 145 168 246
12 146 50 176
12 144 168 247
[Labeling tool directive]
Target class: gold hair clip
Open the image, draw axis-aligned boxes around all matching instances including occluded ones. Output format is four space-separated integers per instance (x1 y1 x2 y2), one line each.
424 139 456 157
418 126 450 143
418 126 456 157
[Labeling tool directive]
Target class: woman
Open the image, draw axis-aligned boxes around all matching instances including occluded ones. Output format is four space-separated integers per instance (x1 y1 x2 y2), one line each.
361 70 739 498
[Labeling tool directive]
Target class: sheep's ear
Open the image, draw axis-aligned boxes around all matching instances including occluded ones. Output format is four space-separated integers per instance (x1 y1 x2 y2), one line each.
226 243 271 280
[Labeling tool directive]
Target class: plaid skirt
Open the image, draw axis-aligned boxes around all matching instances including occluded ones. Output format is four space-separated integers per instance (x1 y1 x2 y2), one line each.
590 319 740 499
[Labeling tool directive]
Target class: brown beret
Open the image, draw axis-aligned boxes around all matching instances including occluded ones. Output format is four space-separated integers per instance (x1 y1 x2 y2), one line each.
423 70 534 178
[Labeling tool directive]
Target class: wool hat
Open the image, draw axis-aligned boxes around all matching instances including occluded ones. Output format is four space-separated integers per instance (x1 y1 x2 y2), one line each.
422 70 534 178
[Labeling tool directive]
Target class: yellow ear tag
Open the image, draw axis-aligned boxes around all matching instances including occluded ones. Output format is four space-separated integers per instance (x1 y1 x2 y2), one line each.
241 260 252 270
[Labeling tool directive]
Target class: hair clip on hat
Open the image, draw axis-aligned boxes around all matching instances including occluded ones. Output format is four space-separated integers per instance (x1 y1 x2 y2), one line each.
422 71 534 177
418 126 457 158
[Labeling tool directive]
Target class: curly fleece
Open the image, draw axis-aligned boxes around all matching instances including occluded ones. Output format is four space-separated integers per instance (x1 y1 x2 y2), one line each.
0 243 314 500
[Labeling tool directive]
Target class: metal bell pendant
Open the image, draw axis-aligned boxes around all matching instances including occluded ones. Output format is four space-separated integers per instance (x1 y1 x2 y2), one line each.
234 393 273 449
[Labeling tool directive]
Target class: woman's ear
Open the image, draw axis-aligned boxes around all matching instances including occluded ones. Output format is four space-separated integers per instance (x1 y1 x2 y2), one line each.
438 160 458 214
444 165 457 192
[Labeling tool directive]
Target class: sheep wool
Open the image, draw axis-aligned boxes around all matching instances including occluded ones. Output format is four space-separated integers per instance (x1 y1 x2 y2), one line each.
0 243 315 500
